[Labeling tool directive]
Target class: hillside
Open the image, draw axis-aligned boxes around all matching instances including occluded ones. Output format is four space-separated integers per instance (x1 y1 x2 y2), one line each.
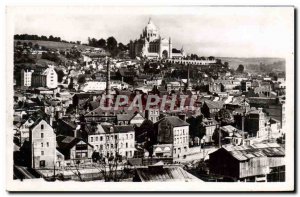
219 57 286 73
14 40 94 51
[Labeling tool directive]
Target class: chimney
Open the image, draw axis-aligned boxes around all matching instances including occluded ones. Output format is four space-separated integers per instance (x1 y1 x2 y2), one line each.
106 57 111 95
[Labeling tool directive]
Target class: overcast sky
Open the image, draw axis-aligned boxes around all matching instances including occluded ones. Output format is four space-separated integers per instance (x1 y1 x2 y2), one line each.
13 6 294 58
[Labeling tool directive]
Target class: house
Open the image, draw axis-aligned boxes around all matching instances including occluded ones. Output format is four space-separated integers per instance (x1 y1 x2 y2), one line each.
29 119 58 169
20 69 34 87
220 125 245 146
88 124 135 158
153 116 189 158
201 118 219 144
209 143 285 182
31 65 58 89
145 108 160 123
201 100 224 118
56 135 93 161
19 117 38 145
241 80 252 92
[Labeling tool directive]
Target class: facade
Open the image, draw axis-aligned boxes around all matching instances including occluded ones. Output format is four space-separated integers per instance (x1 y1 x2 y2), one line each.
88 125 135 158
29 119 57 169
129 18 185 59
145 108 160 123
201 118 219 143
154 116 189 158
20 69 34 87
241 81 252 92
209 143 285 182
19 117 36 145
32 65 58 89
56 135 94 161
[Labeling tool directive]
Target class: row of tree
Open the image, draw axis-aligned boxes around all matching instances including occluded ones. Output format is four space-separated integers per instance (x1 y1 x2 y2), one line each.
14 34 62 42
87 37 128 57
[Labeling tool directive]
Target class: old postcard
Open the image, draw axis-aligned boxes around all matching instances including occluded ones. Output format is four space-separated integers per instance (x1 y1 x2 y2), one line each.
6 6 294 191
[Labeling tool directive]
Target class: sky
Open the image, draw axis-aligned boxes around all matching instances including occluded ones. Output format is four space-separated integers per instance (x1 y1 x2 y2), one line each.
12 6 294 58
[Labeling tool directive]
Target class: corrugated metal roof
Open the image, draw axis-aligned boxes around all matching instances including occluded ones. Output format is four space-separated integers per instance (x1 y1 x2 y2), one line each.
222 143 285 161
136 166 201 182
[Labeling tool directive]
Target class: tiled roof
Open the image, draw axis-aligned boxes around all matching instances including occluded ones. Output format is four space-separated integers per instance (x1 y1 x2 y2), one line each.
155 116 189 127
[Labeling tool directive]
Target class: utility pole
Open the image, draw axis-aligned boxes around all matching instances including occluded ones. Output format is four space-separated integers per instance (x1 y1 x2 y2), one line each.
242 95 246 145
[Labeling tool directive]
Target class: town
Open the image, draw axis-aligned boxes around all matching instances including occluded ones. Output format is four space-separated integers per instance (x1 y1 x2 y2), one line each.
13 18 286 182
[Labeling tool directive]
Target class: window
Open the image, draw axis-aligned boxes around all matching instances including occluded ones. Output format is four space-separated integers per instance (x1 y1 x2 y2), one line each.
41 124 44 129
111 144 114 148
126 134 128 139
130 134 133 139
100 145 103 150
41 143 43 147
41 151 44 155
91 137 93 142
47 142 49 147
41 133 44 138
100 136 103 141
96 137 98 141
96 145 99 150
115 135 118 140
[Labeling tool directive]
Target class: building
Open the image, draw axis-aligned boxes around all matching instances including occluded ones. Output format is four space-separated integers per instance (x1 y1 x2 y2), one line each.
29 119 57 169
56 135 93 161
32 65 58 89
209 143 285 182
246 108 267 138
201 101 224 118
129 18 185 59
20 69 34 87
81 81 107 92
201 118 219 143
145 108 160 123
88 124 135 158
153 116 189 158
241 81 252 92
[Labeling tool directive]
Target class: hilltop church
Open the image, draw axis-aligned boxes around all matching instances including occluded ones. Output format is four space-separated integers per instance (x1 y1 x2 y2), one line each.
129 18 186 60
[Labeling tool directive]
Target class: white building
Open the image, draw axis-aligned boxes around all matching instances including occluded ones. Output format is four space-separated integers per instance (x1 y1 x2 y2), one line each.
88 124 135 158
82 81 106 92
21 69 34 87
29 119 59 169
31 65 58 89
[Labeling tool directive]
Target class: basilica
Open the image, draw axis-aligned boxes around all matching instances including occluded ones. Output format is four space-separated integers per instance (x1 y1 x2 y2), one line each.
129 18 186 59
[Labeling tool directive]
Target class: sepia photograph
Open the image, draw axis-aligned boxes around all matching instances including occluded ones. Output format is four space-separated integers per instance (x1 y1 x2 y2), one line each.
5 5 295 192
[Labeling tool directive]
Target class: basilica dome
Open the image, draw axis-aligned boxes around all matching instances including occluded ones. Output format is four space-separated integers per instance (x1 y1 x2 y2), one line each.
146 18 157 31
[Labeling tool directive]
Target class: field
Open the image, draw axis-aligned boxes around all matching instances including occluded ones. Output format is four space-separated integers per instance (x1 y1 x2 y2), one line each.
15 40 95 51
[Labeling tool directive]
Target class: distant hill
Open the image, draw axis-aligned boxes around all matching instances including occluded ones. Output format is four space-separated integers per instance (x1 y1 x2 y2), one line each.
219 57 285 73
14 40 95 51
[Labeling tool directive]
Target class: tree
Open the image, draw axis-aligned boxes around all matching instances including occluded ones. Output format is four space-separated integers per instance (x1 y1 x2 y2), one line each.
216 108 234 126
186 115 205 139
77 74 86 84
97 38 106 48
236 64 244 73
56 69 65 83
118 43 127 51
33 43 39 50
106 37 118 51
